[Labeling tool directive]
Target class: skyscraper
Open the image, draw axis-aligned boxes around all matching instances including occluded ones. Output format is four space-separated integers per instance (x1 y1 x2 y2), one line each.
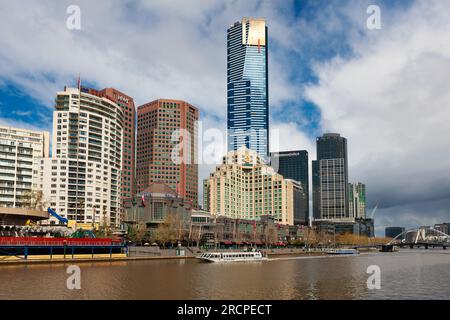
270 150 309 225
80 87 136 202
349 182 366 218
227 17 269 161
0 126 49 208
36 87 124 226
136 99 199 207
312 133 349 221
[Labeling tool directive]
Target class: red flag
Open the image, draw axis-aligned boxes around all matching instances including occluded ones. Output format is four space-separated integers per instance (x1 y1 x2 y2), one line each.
253 220 256 230
141 194 146 207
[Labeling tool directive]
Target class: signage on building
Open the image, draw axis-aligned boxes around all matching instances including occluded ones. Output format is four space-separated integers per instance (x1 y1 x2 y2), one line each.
117 95 129 104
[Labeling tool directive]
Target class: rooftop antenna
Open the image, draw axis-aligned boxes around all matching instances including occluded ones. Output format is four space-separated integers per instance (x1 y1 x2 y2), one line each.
77 74 81 90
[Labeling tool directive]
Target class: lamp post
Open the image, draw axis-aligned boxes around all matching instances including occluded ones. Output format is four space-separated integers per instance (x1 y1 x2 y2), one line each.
132 197 137 223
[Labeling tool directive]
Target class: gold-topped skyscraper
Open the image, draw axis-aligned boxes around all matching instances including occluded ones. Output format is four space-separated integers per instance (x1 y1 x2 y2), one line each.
227 17 269 162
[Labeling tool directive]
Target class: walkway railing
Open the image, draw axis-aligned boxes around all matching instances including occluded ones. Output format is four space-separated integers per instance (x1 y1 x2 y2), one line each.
0 237 123 247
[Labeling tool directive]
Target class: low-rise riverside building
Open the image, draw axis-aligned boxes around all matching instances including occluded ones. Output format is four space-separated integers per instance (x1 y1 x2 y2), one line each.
123 183 192 235
313 218 375 238
189 210 310 247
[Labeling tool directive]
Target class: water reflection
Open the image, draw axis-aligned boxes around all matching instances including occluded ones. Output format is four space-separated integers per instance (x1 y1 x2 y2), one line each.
0 250 449 300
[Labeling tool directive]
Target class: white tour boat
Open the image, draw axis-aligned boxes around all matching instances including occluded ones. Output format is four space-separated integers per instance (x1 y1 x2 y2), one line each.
326 248 360 255
197 251 267 263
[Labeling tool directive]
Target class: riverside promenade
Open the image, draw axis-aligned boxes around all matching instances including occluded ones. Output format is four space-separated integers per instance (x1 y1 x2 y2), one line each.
0 246 360 265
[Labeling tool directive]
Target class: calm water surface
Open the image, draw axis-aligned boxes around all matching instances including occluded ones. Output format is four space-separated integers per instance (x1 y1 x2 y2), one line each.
0 249 449 299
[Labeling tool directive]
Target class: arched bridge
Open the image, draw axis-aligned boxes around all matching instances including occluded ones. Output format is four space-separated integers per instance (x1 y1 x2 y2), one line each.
387 227 450 249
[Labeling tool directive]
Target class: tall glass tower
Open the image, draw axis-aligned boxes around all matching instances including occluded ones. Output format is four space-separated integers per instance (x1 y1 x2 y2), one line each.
227 17 269 161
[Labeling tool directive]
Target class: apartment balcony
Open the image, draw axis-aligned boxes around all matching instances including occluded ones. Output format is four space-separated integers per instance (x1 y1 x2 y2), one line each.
0 161 15 168
0 154 17 160
0 175 16 181
0 169 16 175
0 196 14 202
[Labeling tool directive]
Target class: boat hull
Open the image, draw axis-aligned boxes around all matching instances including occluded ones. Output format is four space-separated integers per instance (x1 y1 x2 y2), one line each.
326 249 360 255
197 252 267 263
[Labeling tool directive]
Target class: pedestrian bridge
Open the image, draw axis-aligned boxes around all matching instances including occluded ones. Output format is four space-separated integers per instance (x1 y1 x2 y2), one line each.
388 227 450 248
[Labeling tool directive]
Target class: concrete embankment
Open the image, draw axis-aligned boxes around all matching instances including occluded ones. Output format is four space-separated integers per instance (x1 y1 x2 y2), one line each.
0 246 197 265
0 247 380 265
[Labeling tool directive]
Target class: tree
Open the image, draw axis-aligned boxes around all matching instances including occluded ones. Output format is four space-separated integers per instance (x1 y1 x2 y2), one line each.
127 222 148 244
155 213 185 248
22 190 47 211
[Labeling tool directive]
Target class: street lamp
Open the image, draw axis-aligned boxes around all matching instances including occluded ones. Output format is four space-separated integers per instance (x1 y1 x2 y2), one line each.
132 197 137 223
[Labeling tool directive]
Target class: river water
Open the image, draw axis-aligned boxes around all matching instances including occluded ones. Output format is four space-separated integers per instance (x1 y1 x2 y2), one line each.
0 249 449 300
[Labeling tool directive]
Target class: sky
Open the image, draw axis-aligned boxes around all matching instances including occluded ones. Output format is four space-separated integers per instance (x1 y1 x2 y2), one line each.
0 0 449 235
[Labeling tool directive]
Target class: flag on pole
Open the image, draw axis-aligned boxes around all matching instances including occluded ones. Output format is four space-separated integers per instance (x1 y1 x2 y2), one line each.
141 194 146 207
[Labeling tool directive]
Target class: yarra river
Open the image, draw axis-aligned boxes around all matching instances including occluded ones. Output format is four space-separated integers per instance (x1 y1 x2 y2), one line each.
0 249 449 299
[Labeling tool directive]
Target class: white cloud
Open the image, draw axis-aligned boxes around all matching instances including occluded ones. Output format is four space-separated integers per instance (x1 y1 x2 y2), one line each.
1 0 449 232
0 0 298 115
305 0 450 230
0 117 48 133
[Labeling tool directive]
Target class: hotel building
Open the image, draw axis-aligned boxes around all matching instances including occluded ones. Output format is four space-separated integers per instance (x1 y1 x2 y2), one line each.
203 147 304 226
36 87 124 226
227 17 269 161
136 99 199 207
0 126 49 208
80 87 136 202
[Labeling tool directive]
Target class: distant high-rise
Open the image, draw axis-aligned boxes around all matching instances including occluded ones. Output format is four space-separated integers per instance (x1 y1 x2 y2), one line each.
434 223 450 236
0 126 49 208
385 226 405 239
227 17 269 161
270 150 309 225
349 182 366 218
81 87 136 202
136 99 199 207
312 133 349 221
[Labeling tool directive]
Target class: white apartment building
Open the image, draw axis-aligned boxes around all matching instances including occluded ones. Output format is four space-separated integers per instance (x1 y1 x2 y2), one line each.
36 87 124 226
0 126 50 208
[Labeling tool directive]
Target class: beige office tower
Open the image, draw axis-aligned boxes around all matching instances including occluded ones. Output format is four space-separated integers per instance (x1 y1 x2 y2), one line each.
0 126 49 208
36 87 124 226
203 147 304 226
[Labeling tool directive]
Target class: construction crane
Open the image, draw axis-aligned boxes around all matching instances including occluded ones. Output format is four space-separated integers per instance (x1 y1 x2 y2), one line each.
369 202 379 219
